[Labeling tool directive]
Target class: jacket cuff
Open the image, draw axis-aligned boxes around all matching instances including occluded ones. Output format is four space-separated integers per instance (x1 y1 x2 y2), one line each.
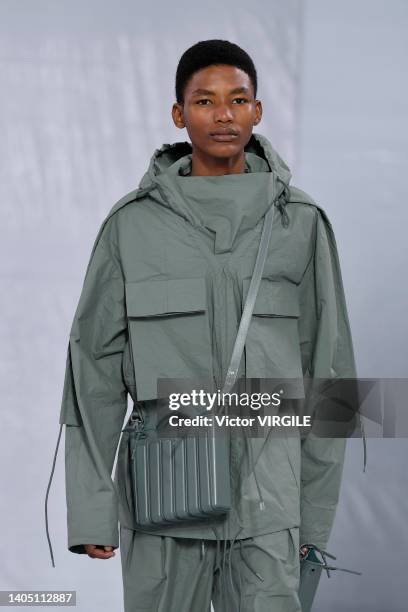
299 535 329 551
68 543 87 555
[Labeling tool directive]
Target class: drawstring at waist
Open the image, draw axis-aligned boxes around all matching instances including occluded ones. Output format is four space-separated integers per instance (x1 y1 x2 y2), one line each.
212 526 248 612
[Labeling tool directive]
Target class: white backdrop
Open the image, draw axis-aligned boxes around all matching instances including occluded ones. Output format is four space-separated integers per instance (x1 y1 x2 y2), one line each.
295 2 408 611
0 1 406 610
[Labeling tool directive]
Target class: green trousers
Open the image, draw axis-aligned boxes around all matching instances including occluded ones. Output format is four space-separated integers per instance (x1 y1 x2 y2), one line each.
120 526 302 612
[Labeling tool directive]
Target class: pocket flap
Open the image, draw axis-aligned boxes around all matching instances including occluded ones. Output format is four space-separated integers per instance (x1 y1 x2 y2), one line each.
125 277 207 317
242 278 300 317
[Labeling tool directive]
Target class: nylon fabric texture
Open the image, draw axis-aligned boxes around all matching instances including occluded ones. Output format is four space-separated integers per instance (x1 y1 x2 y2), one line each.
119 525 302 612
45 132 366 612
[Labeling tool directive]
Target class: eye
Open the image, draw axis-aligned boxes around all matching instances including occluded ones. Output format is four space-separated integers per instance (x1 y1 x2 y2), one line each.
196 99 212 105
233 97 248 104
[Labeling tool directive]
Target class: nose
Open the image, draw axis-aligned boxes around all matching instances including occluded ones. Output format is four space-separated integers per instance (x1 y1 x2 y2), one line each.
213 101 234 122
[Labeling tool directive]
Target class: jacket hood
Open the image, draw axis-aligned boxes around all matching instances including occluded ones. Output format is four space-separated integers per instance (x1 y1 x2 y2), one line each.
137 132 293 254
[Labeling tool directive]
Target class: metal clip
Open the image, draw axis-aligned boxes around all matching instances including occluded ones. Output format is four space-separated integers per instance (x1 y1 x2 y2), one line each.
121 411 143 433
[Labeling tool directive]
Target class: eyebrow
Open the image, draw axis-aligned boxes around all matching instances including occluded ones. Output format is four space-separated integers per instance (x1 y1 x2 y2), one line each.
191 86 251 96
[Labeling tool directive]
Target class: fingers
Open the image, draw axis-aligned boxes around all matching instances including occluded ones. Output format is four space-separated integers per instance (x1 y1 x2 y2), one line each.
299 545 311 559
84 544 117 559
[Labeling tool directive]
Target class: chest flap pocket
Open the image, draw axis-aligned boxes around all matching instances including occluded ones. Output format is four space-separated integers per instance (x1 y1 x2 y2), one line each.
243 278 304 397
125 277 214 401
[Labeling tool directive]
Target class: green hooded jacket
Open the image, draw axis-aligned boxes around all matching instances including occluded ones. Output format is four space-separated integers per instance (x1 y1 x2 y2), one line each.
49 132 363 561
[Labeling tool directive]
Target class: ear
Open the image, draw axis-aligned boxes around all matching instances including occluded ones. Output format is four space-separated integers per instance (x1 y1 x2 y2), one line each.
172 102 185 129
253 99 263 126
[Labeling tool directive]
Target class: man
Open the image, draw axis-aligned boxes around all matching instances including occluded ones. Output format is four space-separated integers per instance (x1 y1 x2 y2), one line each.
49 39 359 611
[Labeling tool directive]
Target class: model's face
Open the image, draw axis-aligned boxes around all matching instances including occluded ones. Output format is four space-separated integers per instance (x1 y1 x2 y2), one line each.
172 64 262 160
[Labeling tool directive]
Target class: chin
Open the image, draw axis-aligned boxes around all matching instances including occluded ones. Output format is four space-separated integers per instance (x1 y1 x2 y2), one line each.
206 142 243 157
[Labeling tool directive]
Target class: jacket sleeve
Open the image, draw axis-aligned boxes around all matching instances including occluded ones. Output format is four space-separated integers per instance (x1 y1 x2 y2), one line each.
59 218 129 554
297 206 358 550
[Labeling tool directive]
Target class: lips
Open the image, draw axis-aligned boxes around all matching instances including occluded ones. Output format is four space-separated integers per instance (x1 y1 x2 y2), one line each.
209 130 239 142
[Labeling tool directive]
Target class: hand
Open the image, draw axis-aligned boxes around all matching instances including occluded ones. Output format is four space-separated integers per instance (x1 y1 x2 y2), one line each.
299 545 312 560
84 544 116 559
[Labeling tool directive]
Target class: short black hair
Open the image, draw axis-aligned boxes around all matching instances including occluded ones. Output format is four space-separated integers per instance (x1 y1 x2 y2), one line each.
175 39 258 104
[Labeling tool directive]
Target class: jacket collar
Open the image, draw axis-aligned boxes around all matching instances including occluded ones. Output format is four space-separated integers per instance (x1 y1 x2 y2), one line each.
138 133 292 254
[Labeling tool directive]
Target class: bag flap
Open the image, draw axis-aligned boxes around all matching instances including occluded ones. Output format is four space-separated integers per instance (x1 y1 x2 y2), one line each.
125 277 207 317
242 278 300 317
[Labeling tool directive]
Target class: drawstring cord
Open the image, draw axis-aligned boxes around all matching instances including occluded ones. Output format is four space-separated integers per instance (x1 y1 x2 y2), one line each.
360 411 367 472
212 527 245 612
45 423 63 568
226 527 243 611
43 408 150 570
212 514 271 612
276 183 291 228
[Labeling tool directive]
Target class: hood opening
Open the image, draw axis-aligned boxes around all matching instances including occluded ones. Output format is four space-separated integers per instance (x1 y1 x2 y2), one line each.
140 132 292 187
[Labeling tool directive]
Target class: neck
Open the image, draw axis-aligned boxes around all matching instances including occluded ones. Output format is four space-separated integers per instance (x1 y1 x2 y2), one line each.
190 147 246 176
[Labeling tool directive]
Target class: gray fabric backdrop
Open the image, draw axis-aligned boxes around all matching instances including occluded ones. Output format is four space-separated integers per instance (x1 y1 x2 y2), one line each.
0 1 406 610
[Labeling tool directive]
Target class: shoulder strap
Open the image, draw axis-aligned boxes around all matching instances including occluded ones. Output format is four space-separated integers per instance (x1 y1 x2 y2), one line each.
222 203 276 393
